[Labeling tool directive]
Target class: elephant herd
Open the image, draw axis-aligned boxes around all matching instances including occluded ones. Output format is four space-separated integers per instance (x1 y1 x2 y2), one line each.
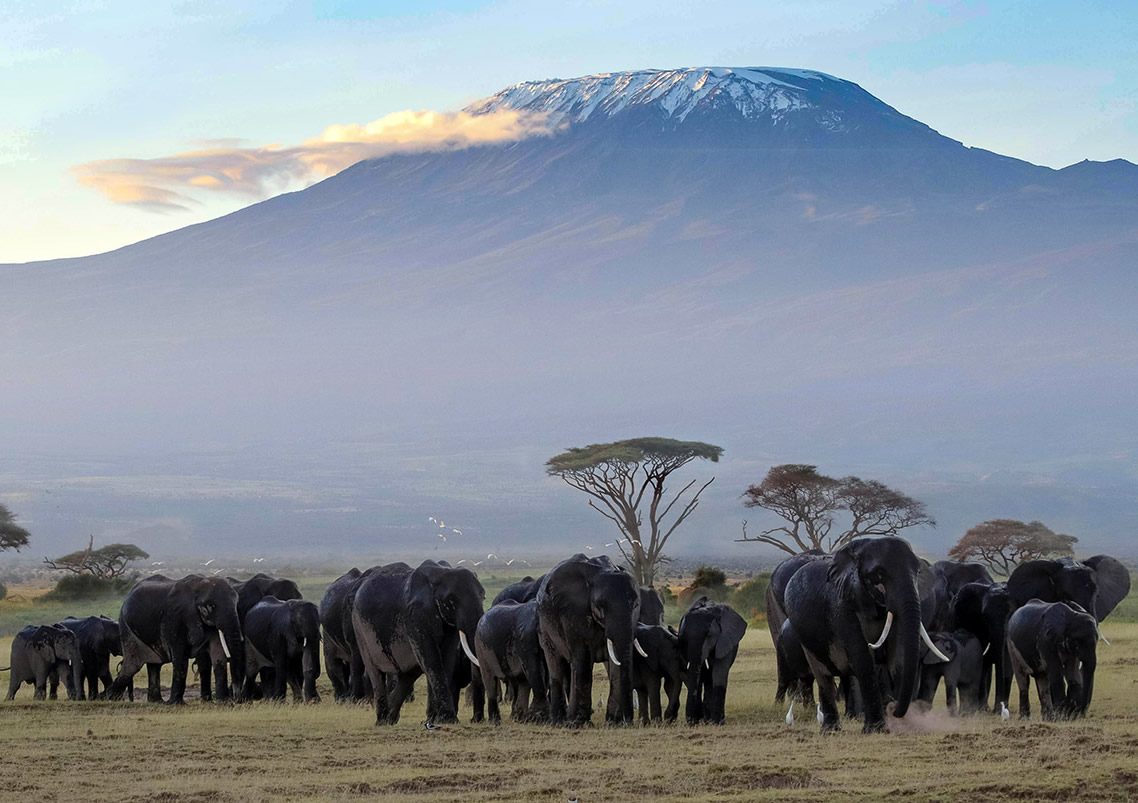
768 537 1130 732
4 554 751 728
6 544 1128 734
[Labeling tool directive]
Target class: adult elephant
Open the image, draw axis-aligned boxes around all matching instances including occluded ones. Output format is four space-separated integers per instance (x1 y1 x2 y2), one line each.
243 596 322 702
784 536 949 733
108 574 245 704
492 575 545 606
950 581 1017 712
475 599 548 723
320 567 377 702
536 554 641 726
1008 600 1098 720
59 615 123 700
5 624 83 701
353 560 485 725
677 598 747 724
930 560 993 629
1008 556 1131 624
774 619 815 705
638 586 665 626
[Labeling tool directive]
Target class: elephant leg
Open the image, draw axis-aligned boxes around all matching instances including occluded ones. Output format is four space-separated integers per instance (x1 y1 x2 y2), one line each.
167 654 190 705
944 681 958 716
648 676 663 722
386 671 419 726
107 653 142 701
326 643 348 702
524 654 549 722
566 648 594 726
514 679 533 722
979 654 993 712
366 666 389 725
198 656 213 702
349 647 368 702
804 650 841 732
664 673 682 723
6 674 19 701
145 664 163 703
48 668 59 700
544 654 569 725
484 671 502 724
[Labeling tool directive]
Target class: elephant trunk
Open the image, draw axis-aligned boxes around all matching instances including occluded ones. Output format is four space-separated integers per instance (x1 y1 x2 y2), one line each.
219 617 245 701
889 585 923 719
1079 653 1096 715
302 642 320 702
70 654 84 701
605 616 636 722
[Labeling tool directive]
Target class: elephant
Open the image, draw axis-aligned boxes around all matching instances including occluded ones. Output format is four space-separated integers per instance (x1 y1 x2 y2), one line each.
59 615 124 700
5 624 83 701
630 623 685 723
108 574 245 704
930 560 993 629
638 586 665 626
492 575 545 606
1008 556 1131 624
1008 599 1098 720
475 599 549 723
243 596 322 702
320 567 377 702
766 550 827 700
949 581 1017 712
916 629 984 715
774 619 815 705
536 553 641 726
784 536 949 733
677 597 747 724
352 560 485 725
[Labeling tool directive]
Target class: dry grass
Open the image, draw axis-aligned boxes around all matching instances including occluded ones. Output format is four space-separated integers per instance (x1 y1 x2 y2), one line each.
2 619 1137 802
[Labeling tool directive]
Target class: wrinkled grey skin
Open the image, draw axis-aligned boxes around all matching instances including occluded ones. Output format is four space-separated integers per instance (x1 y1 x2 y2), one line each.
475 599 548 723
243 596 322 702
59 615 124 700
631 623 685 723
949 582 1017 712
353 560 485 725
320 567 377 702
536 554 640 726
930 561 993 630
492 575 545 606
774 618 815 705
638 586 665 626
1008 556 1131 623
766 550 827 702
1008 600 1098 720
917 629 984 715
5 624 83 701
108 574 245 704
678 597 747 724
784 537 926 733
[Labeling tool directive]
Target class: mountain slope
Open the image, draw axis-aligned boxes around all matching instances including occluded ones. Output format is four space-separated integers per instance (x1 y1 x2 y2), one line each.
3 68 1137 559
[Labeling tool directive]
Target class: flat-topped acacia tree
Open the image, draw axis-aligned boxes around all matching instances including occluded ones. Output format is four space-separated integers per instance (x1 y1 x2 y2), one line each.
545 437 723 586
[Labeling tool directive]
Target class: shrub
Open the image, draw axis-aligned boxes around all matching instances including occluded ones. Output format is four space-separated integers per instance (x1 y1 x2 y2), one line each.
39 573 133 602
692 565 727 592
731 573 771 621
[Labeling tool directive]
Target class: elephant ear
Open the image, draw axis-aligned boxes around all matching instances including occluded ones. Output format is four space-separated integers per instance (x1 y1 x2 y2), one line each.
1084 555 1131 622
923 634 957 665
715 606 748 658
1007 560 1060 606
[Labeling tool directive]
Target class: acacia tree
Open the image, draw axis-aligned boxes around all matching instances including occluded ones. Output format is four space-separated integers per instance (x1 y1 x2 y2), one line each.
44 535 150 579
546 437 723 586
948 519 1077 575
737 464 934 554
1 503 31 551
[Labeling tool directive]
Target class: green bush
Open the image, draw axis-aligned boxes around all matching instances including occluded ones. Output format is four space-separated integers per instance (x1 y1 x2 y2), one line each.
39 574 133 602
731 573 771 621
693 565 727 592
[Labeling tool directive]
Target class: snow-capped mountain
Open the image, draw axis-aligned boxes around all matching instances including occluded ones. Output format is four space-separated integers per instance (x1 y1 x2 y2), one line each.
3 68 1137 558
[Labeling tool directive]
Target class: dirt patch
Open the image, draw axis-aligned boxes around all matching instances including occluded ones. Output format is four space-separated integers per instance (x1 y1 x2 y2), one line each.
706 763 818 790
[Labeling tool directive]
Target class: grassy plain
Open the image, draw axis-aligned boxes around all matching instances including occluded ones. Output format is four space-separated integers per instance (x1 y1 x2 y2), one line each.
1 575 1136 802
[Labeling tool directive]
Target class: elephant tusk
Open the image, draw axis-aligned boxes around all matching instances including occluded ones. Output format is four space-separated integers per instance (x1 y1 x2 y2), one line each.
459 631 480 667
303 637 307 648
983 642 990 656
1098 625 1111 646
218 630 232 660
920 622 951 662
634 639 648 658
868 611 894 650
606 638 622 667
704 659 709 670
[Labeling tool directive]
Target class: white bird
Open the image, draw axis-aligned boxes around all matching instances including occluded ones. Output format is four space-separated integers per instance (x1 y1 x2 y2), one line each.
505 559 517 566
1000 702 1011 721
429 517 437 524
487 553 498 560
438 521 445 528
424 721 441 731
151 561 164 566
816 702 824 725
438 533 447 541
472 561 483 566
585 545 595 551
211 568 222 576
785 702 795 725
252 557 264 563
457 560 466 565
202 559 215 566
605 543 615 547
452 528 462 535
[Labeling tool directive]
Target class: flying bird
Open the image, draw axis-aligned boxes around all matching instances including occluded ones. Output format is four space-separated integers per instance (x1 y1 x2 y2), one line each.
429 517 438 524
438 533 447 541
472 561 483 566
452 528 462 535
252 557 265 563
505 559 517 566
211 568 223 576
151 561 164 566
202 559 215 566
457 560 466 565
785 702 795 725
486 553 498 560
585 545 595 551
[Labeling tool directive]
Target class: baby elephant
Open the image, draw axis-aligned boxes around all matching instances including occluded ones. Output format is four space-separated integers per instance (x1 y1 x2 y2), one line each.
475 600 549 723
243 597 322 702
631 624 685 723
59 615 124 700
1008 599 1098 720
917 629 984 715
5 624 83 701
678 598 748 724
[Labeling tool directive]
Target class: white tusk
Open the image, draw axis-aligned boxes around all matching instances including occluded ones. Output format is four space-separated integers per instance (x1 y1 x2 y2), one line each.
1098 625 1110 646
920 622 951 662
868 611 894 649
983 642 990 656
634 639 648 658
704 659 709 669
303 637 307 648
218 630 232 660
459 631 480 667
606 638 622 667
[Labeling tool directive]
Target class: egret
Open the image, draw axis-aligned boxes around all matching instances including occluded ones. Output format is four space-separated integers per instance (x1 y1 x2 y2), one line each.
252 557 264 563
1000 702 1011 721
585 545 595 551
487 553 498 560
816 703 824 725
438 533 447 541
457 560 466 565
429 517 437 524
505 558 517 566
472 561 483 566
151 561 164 566
785 702 795 725
452 528 462 535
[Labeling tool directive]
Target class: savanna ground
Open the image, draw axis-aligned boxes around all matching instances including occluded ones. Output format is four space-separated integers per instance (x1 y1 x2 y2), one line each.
1 572 1136 802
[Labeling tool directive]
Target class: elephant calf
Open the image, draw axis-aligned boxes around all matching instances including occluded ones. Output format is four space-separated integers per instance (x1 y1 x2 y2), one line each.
59 615 124 701
917 629 983 715
5 624 83 701
475 599 548 723
678 597 747 725
244 596 322 702
630 623 685 723
1008 599 1098 721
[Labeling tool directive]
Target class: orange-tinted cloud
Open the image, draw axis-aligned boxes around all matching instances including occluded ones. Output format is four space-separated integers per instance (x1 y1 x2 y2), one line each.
73 109 556 212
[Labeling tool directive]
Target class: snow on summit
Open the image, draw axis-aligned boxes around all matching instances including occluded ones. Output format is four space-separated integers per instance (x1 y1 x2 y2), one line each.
466 66 849 126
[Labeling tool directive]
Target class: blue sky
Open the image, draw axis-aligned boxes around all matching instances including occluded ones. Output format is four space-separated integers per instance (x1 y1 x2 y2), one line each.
2 0 1136 262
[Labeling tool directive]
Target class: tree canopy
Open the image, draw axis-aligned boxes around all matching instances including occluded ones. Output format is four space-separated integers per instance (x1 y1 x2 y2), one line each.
546 437 723 585
44 536 150 579
0 503 31 551
947 519 1077 575
737 464 934 554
